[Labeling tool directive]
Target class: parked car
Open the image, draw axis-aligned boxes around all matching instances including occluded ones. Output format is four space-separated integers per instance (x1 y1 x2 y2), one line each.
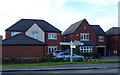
54 52 84 61
52 50 68 56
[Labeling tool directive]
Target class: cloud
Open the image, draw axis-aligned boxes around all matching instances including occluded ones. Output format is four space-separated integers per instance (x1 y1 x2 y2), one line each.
66 0 119 6
0 0 118 38
88 16 118 31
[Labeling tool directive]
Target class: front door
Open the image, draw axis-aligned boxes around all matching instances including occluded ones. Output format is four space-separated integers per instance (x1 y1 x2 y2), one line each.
97 47 105 56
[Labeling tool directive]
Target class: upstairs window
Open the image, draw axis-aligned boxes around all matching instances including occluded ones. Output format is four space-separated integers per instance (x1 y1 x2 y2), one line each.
80 33 89 41
32 31 38 39
98 36 104 42
48 33 57 39
11 32 21 36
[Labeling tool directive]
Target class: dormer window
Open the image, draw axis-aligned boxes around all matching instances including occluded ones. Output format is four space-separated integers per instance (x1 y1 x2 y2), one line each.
98 36 104 42
11 32 21 36
48 33 57 39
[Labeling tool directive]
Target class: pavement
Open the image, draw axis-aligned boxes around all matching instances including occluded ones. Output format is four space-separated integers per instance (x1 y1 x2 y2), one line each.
1 56 120 72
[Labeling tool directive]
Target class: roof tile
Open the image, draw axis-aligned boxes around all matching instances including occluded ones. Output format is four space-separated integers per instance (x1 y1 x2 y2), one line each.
2 34 47 45
6 19 61 32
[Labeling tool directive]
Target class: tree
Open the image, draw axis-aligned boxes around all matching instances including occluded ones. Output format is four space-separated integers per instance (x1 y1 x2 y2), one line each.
73 46 81 55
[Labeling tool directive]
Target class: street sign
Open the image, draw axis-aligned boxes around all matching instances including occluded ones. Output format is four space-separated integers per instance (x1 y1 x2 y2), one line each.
60 42 74 45
60 41 84 62
60 42 84 45
70 45 76 48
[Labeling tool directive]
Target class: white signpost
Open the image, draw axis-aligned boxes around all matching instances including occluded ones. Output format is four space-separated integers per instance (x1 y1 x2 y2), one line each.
60 41 84 62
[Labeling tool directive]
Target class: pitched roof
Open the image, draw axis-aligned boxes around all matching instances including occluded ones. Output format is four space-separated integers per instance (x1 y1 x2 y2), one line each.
6 19 61 32
2 34 47 45
90 25 106 35
63 19 85 35
106 27 120 35
63 19 106 36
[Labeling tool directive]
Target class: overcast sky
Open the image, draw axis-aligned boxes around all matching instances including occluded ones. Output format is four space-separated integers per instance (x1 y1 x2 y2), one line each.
0 0 119 39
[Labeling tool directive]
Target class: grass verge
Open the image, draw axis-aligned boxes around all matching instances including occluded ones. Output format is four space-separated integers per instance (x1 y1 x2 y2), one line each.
2 61 120 67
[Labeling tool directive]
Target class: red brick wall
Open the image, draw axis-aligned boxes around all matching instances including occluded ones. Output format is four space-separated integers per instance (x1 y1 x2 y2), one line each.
2 45 47 58
107 35 120 56
45 32 62 50
96 35 107 46
62 20 106 53
6 31 25 38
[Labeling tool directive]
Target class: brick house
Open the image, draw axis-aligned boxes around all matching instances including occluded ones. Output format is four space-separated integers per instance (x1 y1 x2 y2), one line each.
3 19 62 58
2 34 47 58
62 19 107 56
106 27 120 56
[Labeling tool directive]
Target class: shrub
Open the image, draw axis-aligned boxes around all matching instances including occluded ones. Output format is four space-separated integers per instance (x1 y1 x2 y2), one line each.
3 58 9 64
17 58 22 64
46 54 53 58
10 57 17 64
73 47 81 55
31 58 36 63
52 58 60 62
24 59 31 63
85 57 89 62
92 53 101 59
59 58 65 62
39 57 44 63
76 58 83 62
82 53 91 57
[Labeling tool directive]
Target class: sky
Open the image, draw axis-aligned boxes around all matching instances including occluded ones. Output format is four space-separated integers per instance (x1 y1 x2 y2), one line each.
0 0 119 39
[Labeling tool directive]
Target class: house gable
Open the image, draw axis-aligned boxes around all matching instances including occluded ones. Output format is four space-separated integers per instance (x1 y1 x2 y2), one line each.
26 23 45 42
72 19 97 43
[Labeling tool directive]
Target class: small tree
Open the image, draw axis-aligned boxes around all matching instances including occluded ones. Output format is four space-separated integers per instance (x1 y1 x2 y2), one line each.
73 46 80 55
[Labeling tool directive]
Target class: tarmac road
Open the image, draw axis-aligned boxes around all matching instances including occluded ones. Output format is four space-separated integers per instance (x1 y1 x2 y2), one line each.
2 63 120 75
2 68 119 75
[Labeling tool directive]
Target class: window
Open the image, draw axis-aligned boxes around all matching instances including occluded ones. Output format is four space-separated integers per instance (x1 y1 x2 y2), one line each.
11 32 21 36
80 46 93 53
48 33 57 39
48 46 57 53
113 50 117 54
98 36 104 42
32 31 38 39
80 33 89 41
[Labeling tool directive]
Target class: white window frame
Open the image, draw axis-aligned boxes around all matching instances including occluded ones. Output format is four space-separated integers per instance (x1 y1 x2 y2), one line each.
48 46 57 54
80 33 89 41
48 33 57 39
32 31 38 39
11 32 21 36
80 46 93 53
98 36 104 42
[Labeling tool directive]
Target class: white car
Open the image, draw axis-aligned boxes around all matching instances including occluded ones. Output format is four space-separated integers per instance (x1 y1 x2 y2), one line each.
52 50 68 56
54 52 84 61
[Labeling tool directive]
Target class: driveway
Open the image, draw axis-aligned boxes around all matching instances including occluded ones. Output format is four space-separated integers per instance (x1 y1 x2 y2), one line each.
100 56 119 61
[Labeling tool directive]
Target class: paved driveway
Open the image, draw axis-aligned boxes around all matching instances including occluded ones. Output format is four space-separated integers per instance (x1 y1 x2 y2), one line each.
100 56 120 61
